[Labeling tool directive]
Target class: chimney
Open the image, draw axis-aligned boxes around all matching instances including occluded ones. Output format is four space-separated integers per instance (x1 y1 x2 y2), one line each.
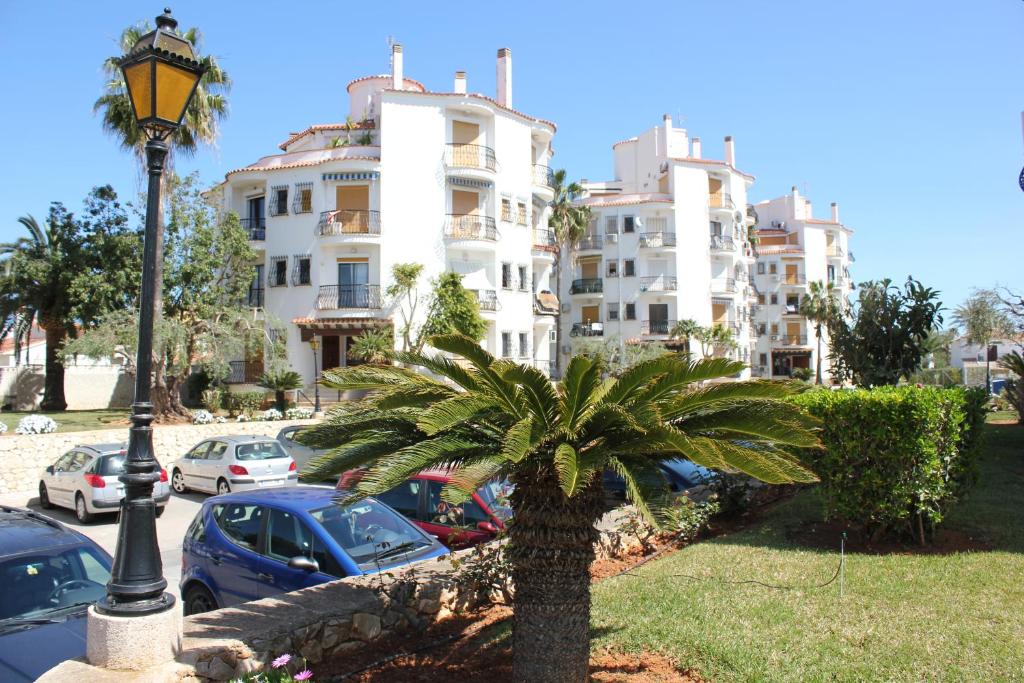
496 48 512 106
454 71 467 94
831 202 839 223
724 136 735 166
691 137 702 159
391 43 403 90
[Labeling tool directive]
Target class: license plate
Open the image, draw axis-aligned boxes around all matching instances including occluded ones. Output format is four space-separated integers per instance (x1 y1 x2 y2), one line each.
259 479 283 487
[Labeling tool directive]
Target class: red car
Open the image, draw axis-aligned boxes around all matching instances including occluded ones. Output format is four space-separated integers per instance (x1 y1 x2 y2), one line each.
337 469 511 548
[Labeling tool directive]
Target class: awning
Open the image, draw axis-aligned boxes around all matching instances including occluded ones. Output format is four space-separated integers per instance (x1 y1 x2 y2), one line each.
771 348 812 356
322 172 380 181
535 291 560 315
447 176 493 189
293 317 391 341
711 297 734 306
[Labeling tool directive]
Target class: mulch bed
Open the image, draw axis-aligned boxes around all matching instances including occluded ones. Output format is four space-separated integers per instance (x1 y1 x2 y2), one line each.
788 518 993 555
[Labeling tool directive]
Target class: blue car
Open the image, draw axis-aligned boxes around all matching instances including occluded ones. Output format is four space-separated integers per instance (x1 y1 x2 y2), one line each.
180 487 448 615
0 505 113 682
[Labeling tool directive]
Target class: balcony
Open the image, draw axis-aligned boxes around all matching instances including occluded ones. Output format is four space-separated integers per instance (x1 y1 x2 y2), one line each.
781 274 807 286
240 217 266 241
711 277 737 293
570 322 604 337
709 192 735 211
532 228 557 260
317 210 381 237
226 360 264 385
316 284 382 310
775 334 809 346
472 289 500 312
639 231 677 248
640 276 677 292
246 288 265 308
532 164 554 188
576 234 602 251
827 245 845 258
783 304 802 315
641 319 676 335
710 235 737 252
570 278 603 295
444 215 498 242
444 143 497 172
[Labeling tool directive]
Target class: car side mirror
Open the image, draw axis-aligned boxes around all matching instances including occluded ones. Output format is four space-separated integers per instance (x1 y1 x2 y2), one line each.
45 466 55 475
476 521 498 534
287 556 320 573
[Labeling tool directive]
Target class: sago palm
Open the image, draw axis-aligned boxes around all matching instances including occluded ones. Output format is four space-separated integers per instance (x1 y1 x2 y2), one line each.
548 170 591 377
299 335 819 683
800 280 839 384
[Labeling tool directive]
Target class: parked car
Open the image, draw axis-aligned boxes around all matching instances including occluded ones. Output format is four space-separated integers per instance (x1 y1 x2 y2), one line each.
0 505 113 682
602 458 716 508
338 469 513 548
38 443 170 523
179 487 447 615
276 426 332 479
169 436 298 496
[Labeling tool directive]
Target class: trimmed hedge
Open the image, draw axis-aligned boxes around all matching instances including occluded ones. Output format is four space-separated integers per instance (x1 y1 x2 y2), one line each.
792 386 988 542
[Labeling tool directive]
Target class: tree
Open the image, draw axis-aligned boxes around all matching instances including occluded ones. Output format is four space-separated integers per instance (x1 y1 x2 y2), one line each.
696 325 737 359
952 289 1012 392
298 335 819 683
572 337 670 375
548 170 591 376
799 280 840 384
827 277 943 387
670 319 701 358
419 272 487 342
258 369 303 412
65 174 264 419
998 351 1024 417
0 188 141 409
348 328 394 365
386 263 424 353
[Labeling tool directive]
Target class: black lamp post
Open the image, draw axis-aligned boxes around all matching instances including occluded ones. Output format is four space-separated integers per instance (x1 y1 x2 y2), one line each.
310 336 322 413
96 8 205 617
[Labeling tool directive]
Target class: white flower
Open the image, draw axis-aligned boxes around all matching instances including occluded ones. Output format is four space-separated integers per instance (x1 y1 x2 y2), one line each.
192 410 215 425
262 408 284 421
215 416 227 423
15 415 58 435
285 408 314 420
0 421 8 434
236 414 250 422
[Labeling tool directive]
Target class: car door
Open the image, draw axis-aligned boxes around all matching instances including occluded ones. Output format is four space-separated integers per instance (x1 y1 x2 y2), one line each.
256 506 341 598
206 502 266 606
47 452 77 507
60 451 91 508
197 441 229 493
182 441 213 491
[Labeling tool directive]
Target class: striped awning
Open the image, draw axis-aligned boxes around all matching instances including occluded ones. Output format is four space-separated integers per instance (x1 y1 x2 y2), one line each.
711 297 734 306
322 172 380 181
447 176 493 189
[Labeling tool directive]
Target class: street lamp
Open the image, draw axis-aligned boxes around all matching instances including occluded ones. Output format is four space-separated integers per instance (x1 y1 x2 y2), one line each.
309 335 322 414
97 8 205 618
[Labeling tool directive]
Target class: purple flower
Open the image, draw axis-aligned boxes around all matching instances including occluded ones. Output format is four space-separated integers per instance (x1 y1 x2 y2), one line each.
294 670 313 681
272 653 292 669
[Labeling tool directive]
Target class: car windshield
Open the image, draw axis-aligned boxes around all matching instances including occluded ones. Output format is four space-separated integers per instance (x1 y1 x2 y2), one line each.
476 480 514 521
235 441 287 461
97 454 127 476
310 500 432 566
661 459 715 487
0 546 110 622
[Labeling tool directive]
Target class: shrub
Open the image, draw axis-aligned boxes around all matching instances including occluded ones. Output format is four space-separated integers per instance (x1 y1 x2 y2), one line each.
791 367 814 382
708 472 760 518
200 388 224 414
285 407 314 420
0 421 7 434
446 537 514 605
662 497 720 544
792 385 988 543
225 391 265 416
16 415 58 434
192 410 215 425
262 408 284 421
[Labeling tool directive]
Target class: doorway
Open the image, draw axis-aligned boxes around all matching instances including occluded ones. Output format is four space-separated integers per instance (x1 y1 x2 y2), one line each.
322 336 340 372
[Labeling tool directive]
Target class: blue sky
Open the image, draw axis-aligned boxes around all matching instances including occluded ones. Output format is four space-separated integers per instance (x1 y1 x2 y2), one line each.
0 0 1020 313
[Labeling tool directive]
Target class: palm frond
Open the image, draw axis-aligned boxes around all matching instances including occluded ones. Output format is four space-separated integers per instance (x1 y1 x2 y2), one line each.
428 334 494 370
320 364 440 391
392 350 480 391
676 401 820 447
416 393 501 435
660 379 808 420
501 363 559 430
606 455 670 526
559 355 606 434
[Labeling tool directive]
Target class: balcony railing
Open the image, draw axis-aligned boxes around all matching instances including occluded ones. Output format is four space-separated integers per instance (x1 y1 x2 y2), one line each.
533 359 557 378
444 215 498 242
317 210 381 236
570 278 603 294
247 288 265 308
776 335 809 346
783 304 801 315
226 360 264 385
641 319 676 335
639 231 677 248
533 164 554 188
240 217 266 241
445 143 497 172
709 192 735 210
532 228 556 247
827 245 845 258
472 289 500 312
781 274 807 285
712 278 737 293
576 234 602 251
710 235 736 252
640 276 677 292
570 322 604 337
316 284 382 310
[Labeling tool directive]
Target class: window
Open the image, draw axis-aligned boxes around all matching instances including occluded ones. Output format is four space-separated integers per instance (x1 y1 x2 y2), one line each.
236 441 288 461
769 262 778 274
605 216 618 235
757 293 765 305
207 442 228 460
310 501 430 568
425 481 490 527
759 353 768 366
623 216 635 233
757 262 765 274
292 255 312 286
625 303 636 320
518 265 529 291
758 323 767 335
501 332 513 358
606 260 619 277
187 442 212 460
186 511 206 543
623 259 635 277
709 221 723 236
270 256 288 287
770 323 779 335
516 201 527 225
270 186 288 216
212 503 264 551
607 303 619 321
770 293 778 305
292 182 313 214
501 197 512 222
518 332 529 358
0 547 110 620
501 262 513 289
377 480 422 519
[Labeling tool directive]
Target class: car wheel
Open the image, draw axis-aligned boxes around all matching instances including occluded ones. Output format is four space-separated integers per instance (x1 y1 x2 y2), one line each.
74 493 94 524
171 469 187 494
155 505 165 518
183 584 218 616
216 479 230 496
38 482 54 509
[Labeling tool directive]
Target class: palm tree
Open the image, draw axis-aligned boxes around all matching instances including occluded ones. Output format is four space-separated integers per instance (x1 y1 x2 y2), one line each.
800 280 839 384
952 289 1012 393
670 318 701 359
258 369 304 412
299 335 819 683
998 351 1024 417
548 170 591 378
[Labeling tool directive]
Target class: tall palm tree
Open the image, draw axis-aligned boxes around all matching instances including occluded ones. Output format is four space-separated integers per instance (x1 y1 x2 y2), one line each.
299 335 819 683
548 170 591 378
800 280 839 384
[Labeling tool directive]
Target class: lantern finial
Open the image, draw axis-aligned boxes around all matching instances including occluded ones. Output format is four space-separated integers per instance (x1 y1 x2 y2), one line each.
156 8 177 31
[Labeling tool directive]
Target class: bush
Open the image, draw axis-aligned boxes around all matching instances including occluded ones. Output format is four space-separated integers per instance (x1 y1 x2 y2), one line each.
262 408 284 421
285 407 314 420
791 367 814 382
16 415 58 434
792 385 988 543
225 391 265 416
192 410 215 425
201 388 224 414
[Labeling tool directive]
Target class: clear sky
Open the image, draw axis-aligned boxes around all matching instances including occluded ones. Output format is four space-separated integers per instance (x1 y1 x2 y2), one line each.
0 0 1020 313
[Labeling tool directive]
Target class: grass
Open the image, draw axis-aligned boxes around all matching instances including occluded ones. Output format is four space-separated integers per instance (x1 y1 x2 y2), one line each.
0 409 129 433
986 409 1019 424
591 424 1024 682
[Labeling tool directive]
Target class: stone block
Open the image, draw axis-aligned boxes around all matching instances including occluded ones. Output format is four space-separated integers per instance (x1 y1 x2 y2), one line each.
297 639 323 664
352 612 382 641
86 604 182 671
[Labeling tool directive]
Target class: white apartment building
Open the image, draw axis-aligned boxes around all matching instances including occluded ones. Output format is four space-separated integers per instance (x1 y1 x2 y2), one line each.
749 188 854 380
567 116 757 375
212 45 559 389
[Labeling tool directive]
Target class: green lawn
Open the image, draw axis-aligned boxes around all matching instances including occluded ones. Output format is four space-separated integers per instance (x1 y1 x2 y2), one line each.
0 409 129 433
986 409 1019 424
591 424 1024 682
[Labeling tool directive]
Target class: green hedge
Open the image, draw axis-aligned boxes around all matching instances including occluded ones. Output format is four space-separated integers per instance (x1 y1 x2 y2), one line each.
792 386 987 542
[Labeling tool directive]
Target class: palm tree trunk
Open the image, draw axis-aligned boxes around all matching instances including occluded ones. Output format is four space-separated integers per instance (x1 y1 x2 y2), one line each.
507 463 604 683
815 324 823 384
39 324 68 411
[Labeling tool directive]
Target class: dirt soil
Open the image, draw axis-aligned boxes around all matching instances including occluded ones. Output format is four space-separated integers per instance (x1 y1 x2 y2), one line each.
788 518 993 555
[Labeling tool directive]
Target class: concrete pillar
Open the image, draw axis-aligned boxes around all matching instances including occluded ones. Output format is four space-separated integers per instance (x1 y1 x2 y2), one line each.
691 137 702 159
454 70 467 94
724 136 735 166
391 43 403 90
497 48 512 106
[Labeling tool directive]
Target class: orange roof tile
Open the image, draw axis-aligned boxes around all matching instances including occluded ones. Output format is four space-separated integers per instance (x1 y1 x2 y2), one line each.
279 121 376 151
346 74 426 93
385 89 557 132
670 157 755 181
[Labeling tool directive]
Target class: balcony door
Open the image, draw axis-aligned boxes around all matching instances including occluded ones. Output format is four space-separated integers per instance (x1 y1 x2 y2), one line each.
452 121 482 166
249 265 265 307
785 263 799 284
786 321 802 344
648 303 668 334
247 196 264 223
580 258 599 280
335 186 370 233
338 260 370 308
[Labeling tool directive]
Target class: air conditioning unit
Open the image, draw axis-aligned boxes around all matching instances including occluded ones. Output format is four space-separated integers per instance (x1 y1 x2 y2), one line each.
770 335 779 341
605 233 618 244
560 303 572 313
561 344 572 354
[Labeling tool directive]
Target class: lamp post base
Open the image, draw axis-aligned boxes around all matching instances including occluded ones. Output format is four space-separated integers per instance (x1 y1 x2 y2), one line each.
86 601 182 671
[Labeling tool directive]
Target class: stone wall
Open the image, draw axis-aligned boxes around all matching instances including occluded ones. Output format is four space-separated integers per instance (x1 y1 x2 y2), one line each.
0 419 316 495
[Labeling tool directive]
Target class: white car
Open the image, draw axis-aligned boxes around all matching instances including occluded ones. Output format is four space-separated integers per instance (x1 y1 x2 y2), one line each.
169 435 298 496
38 443 171 523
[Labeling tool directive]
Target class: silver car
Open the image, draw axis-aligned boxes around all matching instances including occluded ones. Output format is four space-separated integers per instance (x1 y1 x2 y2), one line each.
276 425 333 480
38 443 171 523
169 435 298 496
